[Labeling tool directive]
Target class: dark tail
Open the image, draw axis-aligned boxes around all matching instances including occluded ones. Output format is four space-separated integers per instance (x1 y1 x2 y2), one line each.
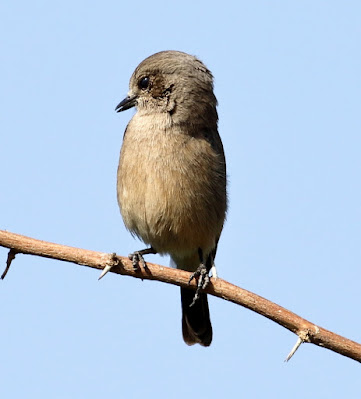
181 288 212 346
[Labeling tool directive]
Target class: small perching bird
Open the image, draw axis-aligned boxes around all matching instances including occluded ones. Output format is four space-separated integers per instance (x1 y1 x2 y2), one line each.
114 50 227 346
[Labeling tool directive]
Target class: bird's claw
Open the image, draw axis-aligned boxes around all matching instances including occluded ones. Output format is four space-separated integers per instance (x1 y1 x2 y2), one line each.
188 263 210 307
128 247 156 270
129 251 148 270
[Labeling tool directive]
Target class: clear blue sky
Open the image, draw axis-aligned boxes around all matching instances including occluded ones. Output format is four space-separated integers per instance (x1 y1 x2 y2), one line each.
1 1 361 398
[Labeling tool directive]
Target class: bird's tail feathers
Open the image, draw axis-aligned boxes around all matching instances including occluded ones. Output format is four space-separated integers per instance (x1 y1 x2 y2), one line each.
170 256 213 346
180 287 212 346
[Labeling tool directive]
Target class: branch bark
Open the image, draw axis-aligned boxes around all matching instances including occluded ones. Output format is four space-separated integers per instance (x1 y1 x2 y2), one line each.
1 229 360 363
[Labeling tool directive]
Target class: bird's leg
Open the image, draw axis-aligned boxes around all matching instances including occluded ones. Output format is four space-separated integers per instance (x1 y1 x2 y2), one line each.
188 248 211 307
210 255 218 279
129 246 157 270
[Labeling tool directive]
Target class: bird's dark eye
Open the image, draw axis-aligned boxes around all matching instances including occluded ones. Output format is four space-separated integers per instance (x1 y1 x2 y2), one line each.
139 76 150 90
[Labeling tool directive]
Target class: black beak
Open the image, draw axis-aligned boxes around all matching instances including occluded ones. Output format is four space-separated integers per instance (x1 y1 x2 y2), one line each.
115 95 137 112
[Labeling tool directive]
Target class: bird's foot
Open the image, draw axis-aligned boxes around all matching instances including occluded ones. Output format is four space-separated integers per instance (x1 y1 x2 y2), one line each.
188 263 210 307
129 251 147 269
128 247 156 270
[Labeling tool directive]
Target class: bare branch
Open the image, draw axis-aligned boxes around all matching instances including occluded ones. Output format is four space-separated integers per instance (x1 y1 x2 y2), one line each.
0 229 360 363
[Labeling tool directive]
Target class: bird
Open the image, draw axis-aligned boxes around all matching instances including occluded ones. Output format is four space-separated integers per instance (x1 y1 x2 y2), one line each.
114 50 227 346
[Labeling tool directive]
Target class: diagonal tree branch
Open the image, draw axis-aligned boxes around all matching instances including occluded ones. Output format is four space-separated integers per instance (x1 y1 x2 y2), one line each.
0 229 360 363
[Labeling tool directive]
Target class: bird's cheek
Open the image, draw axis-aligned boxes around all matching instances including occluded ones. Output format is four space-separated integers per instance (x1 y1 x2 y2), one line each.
166 98 176 114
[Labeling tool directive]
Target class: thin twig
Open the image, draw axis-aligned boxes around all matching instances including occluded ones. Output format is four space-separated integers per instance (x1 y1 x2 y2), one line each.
1 248 17 279
0 229 360 363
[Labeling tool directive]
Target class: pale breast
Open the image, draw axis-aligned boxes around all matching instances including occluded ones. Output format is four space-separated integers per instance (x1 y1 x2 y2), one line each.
117 113 226 256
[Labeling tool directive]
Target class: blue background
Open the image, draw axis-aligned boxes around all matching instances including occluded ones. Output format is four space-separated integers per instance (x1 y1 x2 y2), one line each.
1 1 360 398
